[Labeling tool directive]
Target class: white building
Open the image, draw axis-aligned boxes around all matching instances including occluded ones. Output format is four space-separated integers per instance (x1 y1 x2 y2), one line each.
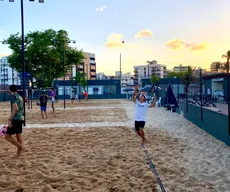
0 57 20 86
121 72 134 87
115 71 122 77
173 64 188 72
133 60 168 83
96 72 106 80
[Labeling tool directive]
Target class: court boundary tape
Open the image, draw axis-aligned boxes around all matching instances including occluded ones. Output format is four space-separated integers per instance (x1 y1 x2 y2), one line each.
132 127 166 192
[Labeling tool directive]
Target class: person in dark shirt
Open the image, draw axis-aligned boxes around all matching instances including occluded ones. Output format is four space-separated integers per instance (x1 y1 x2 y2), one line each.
39 91 48 119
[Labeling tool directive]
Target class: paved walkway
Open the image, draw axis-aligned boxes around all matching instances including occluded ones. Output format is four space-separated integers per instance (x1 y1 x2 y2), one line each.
215 103 228 115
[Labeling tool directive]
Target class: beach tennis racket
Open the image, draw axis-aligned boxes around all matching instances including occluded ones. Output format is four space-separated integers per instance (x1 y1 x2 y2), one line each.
0 125 8 137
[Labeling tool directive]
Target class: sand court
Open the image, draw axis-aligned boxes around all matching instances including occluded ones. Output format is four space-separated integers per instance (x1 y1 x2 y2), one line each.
26 108 127 124
0 127 216 192
0 106 127 124
0 99 229 191
0 127 158 192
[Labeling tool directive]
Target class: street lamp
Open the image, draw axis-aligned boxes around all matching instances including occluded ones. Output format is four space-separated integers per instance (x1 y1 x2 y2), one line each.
2 0 44 126
120 41 125 87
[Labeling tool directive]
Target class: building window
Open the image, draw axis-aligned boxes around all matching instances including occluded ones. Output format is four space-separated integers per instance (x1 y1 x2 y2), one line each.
104 85 116 94
90 57 95 61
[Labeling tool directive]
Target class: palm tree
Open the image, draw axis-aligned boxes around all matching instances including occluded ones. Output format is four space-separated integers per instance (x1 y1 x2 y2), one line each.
222 51 230 72
71 71 87 102
180 66 197 113
215 61 227 72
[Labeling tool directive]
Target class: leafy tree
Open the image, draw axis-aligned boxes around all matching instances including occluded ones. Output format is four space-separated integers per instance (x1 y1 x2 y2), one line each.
167 71 186 78
150 74 160 85
71 71 88 95
5 29 84 87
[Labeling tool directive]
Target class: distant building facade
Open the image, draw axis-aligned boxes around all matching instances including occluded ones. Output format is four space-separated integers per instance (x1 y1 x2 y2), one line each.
96 72 107 80
173 64 188 72
63 51 96 80
210 62 221 73
0 57 20 86
121 73 134 87
133 60 168 84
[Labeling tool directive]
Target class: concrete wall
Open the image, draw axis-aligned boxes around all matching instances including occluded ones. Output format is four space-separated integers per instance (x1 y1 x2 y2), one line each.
179 101 230 147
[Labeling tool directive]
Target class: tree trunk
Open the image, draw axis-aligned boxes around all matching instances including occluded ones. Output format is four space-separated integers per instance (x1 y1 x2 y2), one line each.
186 85 188 113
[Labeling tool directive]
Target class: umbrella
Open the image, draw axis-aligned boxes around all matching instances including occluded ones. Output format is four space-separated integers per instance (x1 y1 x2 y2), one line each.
163 83 178 109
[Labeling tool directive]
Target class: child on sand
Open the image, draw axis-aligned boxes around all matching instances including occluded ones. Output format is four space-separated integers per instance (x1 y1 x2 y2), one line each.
39 91 48 119
132 85 156 145
5 85 25 157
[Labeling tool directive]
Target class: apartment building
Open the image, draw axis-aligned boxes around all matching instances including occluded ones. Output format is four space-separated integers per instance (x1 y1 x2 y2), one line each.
121 73 134 87
0 57 19 86
64 52 96 80
210 62 220 72
173 64 188 72
96 72 107 80
133 60 168 84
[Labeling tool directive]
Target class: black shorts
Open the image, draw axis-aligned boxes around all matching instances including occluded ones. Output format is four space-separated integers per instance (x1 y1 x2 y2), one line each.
6 120 23 135
135 121 145 131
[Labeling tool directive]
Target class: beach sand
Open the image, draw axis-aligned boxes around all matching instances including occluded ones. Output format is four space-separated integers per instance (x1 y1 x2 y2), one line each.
0 100 126 124
0 99 229 191
0 127 214 192
0 127 158 192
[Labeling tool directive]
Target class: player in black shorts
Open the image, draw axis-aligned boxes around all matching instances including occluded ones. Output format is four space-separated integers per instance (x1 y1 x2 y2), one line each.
5 85 25 158
132 85 156 144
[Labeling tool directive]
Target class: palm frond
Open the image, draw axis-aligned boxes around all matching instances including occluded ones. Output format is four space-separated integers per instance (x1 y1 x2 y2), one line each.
222 54 227 59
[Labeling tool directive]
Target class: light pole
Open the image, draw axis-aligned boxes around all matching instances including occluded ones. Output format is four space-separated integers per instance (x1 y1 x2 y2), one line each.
2 0 44 126
120 41 124 87
63 41 66 109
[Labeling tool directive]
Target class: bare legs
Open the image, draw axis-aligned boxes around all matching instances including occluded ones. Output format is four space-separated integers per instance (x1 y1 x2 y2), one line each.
137 128 147 144
5 133 25 157
51 102 54 113
41 110 44 119
41 110 48 119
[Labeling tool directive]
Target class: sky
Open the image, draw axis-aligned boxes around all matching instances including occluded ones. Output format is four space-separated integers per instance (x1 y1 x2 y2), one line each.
1 0 230 75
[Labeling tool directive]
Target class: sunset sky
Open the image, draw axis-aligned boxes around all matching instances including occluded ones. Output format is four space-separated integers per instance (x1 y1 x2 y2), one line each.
1 0 230 75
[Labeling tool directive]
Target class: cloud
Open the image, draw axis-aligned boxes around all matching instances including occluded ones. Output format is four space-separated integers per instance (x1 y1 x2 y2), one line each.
135 29 153 38
166 39 208 51
166 39 185 50
104 33 125 48
187 43 208 50
96 5 107 12
0 53 10 57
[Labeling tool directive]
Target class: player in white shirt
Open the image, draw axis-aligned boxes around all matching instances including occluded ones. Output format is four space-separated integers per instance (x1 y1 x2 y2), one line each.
132 85 156 144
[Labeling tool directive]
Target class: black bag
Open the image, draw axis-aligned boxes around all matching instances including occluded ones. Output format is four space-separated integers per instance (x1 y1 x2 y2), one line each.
40 96 47 105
